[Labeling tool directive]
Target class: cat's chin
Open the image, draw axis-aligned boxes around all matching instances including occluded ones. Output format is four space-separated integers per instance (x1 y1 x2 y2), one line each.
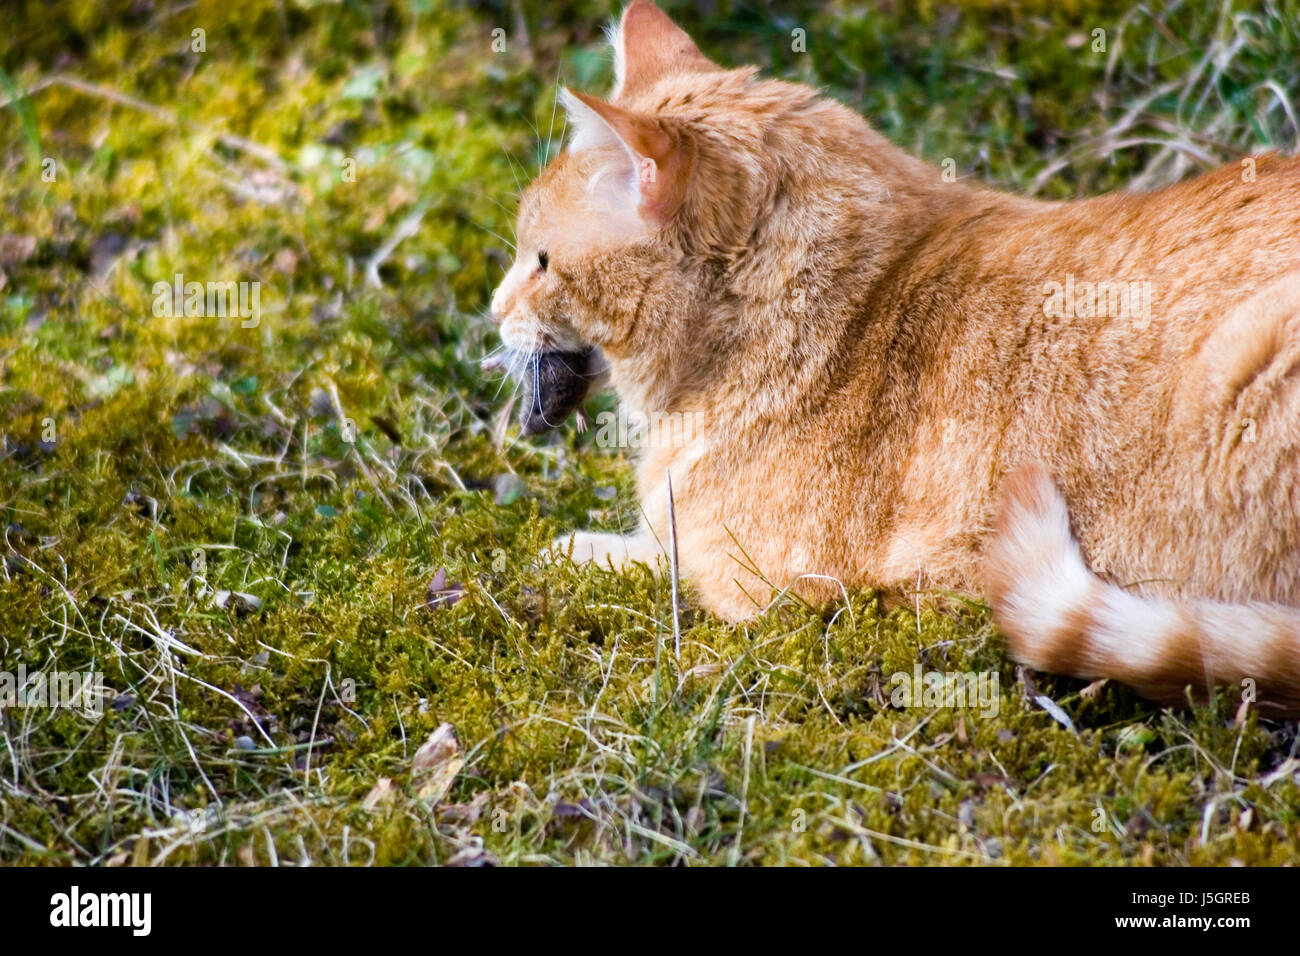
519 347 597 435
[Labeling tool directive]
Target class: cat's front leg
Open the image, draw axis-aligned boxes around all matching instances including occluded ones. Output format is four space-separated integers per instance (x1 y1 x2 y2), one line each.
547 530 666 572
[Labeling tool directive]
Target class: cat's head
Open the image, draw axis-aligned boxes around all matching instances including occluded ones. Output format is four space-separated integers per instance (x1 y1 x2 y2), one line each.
489 2 795 429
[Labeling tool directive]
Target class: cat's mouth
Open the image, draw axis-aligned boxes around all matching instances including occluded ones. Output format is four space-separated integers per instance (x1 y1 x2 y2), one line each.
519 347 597 435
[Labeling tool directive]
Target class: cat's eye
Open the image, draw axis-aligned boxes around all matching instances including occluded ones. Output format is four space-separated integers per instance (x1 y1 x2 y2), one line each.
537 250 548 272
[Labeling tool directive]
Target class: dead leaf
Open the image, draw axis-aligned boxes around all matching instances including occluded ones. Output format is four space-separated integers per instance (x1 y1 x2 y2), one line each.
1033 693 1077 733
681 662 723 682
445 844 498 867
214 590 262 614
972 773 1014 793
1233 695 1252 727
412 722 463 803
440 790 489 826
426 568 464 610
362 777 396 811
1015 665 1038 699
272 247 299 276
491 394 517 450
1080 678 1109 701
0 233 36 269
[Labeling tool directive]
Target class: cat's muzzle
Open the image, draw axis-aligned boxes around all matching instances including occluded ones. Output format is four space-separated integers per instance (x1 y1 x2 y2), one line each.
520 347 596 435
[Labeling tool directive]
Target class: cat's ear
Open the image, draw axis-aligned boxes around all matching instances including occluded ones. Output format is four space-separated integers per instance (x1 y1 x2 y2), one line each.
609 1 718 99
560 87 690 223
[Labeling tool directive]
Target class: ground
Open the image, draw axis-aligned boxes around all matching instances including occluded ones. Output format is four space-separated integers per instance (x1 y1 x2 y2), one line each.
1 0 1299 866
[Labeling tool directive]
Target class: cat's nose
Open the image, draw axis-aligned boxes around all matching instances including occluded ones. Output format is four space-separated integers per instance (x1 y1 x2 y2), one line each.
488 289 505 325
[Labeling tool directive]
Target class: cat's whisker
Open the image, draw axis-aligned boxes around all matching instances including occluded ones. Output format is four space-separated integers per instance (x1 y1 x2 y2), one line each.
450 180 519 228
460 108 527 189
510 105 546 169
481 192 519 226
464 216 516 253
483 126 526 192
482 343 534 402
530 352 561 429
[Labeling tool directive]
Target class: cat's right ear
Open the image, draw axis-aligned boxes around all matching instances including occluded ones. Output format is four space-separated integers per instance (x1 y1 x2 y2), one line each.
560 87 690 224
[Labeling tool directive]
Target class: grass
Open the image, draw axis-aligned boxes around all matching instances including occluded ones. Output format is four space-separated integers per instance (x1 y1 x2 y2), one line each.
1 0 1298 866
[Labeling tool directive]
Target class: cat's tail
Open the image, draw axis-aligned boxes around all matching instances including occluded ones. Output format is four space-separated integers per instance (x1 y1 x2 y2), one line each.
985 463 1300 714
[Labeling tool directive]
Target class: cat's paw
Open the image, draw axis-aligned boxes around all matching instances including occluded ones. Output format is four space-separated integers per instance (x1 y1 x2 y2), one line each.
544 531 665 571
545 531 632 567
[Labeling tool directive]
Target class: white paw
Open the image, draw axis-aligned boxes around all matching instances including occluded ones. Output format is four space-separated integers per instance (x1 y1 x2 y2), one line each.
547 531 621 567
544 532 665 571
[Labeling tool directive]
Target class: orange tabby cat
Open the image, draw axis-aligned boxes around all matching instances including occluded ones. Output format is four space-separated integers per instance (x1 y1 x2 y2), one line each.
489 3 1300 713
